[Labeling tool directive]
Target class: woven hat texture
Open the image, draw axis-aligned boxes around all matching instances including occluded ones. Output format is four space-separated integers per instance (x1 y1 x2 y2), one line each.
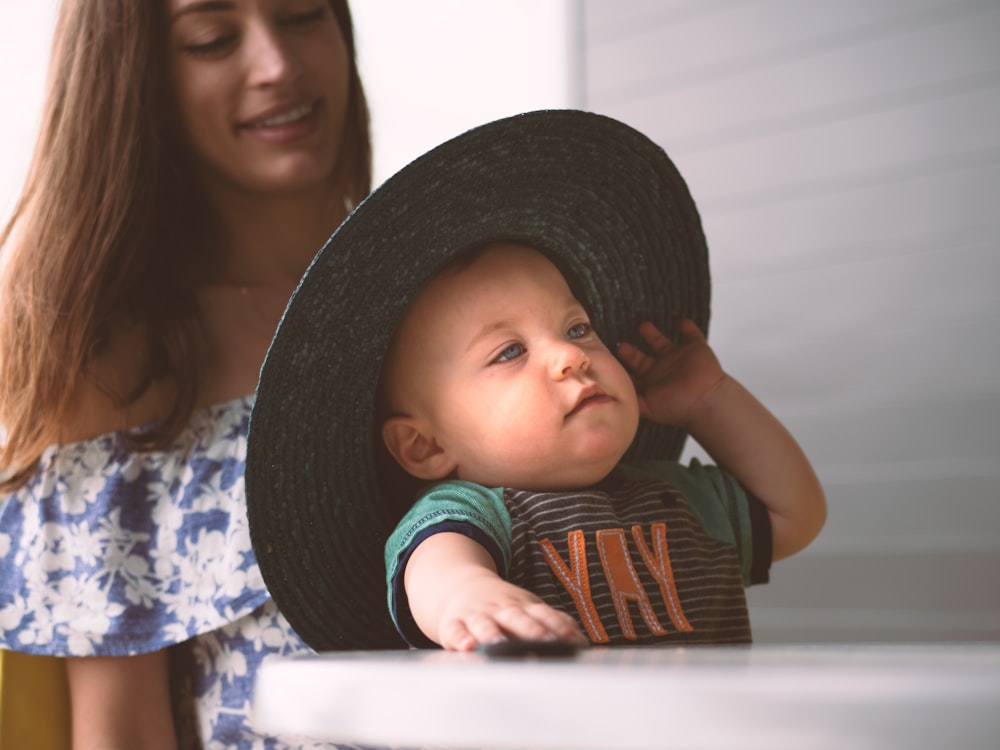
245 109 710 651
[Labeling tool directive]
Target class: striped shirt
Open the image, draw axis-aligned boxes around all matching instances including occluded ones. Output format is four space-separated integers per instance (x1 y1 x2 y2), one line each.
385 460 771 648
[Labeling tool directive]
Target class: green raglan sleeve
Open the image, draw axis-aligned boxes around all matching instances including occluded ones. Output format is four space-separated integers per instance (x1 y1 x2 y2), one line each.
384 480 512 644
619 459 771 586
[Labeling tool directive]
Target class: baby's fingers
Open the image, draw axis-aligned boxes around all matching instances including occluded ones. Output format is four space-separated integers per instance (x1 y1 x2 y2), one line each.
495 604 587 645
616 340 652 374
619 320 682 375
676 318 707 345
440 614 502 652
636 320 682 354
639 319 706 350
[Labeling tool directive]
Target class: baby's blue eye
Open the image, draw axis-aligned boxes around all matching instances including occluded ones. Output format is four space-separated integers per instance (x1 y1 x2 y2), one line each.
494 343 526 363
567 323 591 340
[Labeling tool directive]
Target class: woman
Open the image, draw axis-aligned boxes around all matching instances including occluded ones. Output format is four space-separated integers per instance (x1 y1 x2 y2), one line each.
0 0 371 747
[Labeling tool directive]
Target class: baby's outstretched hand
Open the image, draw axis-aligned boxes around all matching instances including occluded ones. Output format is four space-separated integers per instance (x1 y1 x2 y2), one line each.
617 319 726 427
436 577 587 652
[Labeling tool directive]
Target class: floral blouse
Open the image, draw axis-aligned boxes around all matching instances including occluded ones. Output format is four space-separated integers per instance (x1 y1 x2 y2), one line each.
0 397 372 749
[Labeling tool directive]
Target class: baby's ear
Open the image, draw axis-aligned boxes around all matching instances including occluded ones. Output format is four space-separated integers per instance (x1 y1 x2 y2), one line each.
381 416 455 480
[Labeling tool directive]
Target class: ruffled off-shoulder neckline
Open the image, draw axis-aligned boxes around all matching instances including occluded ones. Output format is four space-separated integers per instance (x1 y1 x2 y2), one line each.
0 393 267 656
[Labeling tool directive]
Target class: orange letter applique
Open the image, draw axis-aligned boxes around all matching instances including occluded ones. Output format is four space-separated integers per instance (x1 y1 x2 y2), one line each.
595 528 667 640
632 523 692 633
539 531 609 643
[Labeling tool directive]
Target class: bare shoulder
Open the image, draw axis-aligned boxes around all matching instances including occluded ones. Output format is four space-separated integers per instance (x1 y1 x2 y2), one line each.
59 320 170 443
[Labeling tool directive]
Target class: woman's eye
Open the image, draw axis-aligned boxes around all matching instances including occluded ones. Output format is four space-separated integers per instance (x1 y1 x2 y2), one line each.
567 323 591 340
182 35 237 57
493 343 526 363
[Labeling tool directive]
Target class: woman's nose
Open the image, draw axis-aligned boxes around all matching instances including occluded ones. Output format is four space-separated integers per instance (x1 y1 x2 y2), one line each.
246 26 302 87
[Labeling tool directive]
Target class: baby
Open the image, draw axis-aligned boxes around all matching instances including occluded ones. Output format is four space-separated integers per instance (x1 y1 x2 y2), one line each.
244 109 827 653
379 241 826 650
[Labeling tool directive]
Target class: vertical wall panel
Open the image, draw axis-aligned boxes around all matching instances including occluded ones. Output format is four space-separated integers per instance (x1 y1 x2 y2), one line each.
583 0 1000 642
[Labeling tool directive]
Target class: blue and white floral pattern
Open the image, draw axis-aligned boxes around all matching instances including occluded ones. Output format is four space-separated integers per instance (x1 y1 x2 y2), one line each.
0 397 361 749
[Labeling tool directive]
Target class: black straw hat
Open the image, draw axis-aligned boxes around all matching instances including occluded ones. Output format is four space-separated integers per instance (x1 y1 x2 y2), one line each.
245 109 710 651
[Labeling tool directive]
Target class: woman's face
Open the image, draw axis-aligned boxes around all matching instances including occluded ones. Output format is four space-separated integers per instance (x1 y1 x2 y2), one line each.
166 0 351 197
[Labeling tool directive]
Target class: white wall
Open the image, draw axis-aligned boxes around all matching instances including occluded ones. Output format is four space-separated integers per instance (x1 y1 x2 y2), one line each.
352 0 580 183
0 1 57 222
584 0 1000 643
0 1 576 216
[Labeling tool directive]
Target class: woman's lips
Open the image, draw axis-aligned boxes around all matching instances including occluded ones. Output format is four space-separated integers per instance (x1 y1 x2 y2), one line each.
242 102 317 130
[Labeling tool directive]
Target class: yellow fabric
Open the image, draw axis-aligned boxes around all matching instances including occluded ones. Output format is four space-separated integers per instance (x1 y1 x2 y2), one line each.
0 650 71 750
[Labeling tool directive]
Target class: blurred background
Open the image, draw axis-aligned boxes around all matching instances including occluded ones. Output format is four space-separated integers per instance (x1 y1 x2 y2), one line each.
3 0 997 644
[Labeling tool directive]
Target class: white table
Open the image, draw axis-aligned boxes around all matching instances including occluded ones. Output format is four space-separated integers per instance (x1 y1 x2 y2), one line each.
253 643 1000 749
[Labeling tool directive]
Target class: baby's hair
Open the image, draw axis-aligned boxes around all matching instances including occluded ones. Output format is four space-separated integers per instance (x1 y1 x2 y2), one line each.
371 239 550 512
435 240 519 276
374 239 545 416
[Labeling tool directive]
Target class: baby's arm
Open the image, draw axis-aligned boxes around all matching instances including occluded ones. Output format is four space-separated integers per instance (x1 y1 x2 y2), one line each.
404 532 586 650
618 320 826 560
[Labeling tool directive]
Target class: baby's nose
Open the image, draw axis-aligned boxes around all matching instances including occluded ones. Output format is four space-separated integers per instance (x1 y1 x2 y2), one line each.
551 343 590 379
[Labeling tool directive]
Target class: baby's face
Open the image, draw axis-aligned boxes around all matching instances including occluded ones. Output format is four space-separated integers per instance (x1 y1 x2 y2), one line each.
385 243 640 490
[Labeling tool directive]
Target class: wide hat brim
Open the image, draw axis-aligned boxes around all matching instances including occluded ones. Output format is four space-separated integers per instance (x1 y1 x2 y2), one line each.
245 109 710 651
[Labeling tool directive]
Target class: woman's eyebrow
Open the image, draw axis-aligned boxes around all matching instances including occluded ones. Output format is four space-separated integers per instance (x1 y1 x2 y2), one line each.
170 0 234 24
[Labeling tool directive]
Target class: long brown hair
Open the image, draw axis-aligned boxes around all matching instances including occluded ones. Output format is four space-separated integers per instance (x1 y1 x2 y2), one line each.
0 0 372 491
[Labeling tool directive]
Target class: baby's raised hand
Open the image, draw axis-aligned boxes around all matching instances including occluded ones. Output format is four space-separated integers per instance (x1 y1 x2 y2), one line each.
617 319 727 427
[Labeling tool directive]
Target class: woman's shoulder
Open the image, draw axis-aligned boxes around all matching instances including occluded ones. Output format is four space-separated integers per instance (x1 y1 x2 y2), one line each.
14 394 253 500
58 318 168 443
60 293 269 443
